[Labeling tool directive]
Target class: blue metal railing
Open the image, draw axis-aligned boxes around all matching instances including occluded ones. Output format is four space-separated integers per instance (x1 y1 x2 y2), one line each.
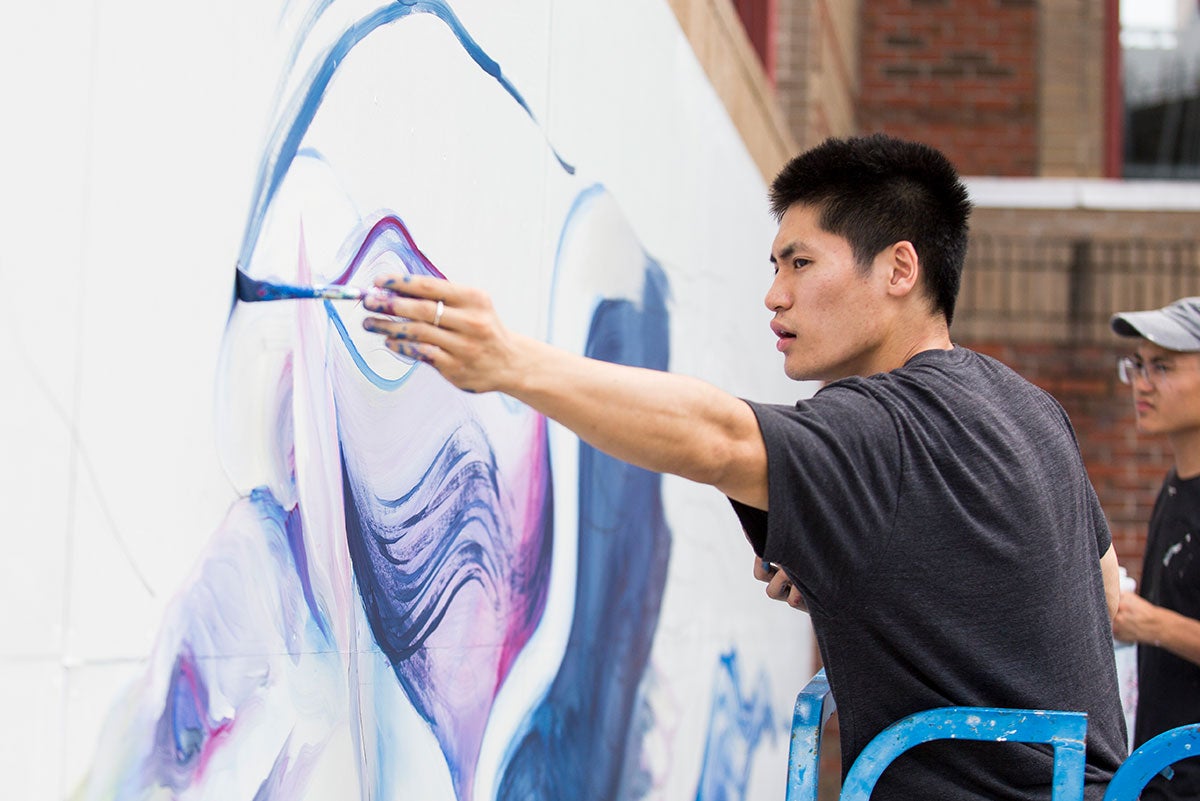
786 670 1200 801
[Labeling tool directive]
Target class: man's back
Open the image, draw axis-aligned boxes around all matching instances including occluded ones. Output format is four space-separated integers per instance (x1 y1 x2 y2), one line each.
735 347 1127 800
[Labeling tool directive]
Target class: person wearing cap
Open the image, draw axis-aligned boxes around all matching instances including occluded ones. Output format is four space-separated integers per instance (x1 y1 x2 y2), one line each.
1110 296 1200 800
362 134 1128 799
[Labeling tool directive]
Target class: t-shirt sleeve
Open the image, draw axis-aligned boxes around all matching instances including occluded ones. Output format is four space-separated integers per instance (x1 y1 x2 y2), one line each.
1044 392 1113 557
729 384 902 615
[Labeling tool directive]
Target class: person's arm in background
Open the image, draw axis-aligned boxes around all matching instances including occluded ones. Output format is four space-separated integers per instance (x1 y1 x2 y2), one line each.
1113 590 1200 666
361 275 770 508
1100 544 1120 621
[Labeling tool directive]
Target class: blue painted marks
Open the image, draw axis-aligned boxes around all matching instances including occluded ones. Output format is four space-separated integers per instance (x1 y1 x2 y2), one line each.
545 183 608 336
341 417 553 798
238 0 573 274
148 649 234 789
280 496 331 643
251 737 295 801
322 213 444 391
248 487 332 643
694 651 777 801
324 298 419 391
496 258 673 801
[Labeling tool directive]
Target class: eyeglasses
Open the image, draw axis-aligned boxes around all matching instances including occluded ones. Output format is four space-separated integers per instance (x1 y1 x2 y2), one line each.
1118 356 1186 386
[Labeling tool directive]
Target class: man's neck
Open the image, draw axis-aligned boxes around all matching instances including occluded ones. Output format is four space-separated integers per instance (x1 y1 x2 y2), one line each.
883 318 953 373
1171 428 1200 479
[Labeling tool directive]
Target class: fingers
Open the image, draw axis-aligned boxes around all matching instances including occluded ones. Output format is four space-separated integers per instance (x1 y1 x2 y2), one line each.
372 272 470 307
361 276 460 362
755 558 788 599
364 291 453 330
753 557 774 583
359 273 510 395
757 559 807 610
766 570 791 601
786 583 807 611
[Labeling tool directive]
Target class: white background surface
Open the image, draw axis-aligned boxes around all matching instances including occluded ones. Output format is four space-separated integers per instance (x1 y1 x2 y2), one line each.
0 2 814 798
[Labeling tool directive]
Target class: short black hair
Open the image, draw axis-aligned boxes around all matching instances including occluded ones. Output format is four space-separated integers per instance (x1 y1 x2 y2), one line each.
769 133 972 325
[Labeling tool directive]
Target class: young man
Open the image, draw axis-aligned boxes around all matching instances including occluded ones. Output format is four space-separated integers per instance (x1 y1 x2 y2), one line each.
1110 297 1200 800
362 134 1127 799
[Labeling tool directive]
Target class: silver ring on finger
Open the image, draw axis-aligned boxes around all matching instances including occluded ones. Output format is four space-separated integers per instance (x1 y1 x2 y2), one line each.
432 299 445 328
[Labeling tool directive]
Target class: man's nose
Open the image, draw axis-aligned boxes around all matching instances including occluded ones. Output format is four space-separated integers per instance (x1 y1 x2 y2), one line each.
764 276 789 311
1132 371 1155 391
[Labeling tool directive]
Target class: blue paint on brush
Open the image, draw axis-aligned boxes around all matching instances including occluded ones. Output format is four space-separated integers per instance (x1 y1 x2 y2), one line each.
235 269 371 302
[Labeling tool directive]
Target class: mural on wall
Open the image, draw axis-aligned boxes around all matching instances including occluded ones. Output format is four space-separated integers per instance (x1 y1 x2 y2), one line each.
68 2 790 800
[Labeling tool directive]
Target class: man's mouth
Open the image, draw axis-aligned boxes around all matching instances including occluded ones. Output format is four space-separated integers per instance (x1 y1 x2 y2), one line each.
771 323 795 352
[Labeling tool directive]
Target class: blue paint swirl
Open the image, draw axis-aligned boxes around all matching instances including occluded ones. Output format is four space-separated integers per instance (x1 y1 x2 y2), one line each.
693 651 777 801
237 0 573 274
496 259 673 801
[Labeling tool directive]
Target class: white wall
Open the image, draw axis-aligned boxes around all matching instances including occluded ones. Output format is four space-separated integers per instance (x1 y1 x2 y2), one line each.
0 2 813 799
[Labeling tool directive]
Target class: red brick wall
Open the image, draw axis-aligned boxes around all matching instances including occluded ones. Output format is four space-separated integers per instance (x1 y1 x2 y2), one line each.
966 339 1171 582
859 0 1039 176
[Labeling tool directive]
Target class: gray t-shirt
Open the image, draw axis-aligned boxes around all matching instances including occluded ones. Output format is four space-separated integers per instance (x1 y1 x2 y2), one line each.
732 347 1126 801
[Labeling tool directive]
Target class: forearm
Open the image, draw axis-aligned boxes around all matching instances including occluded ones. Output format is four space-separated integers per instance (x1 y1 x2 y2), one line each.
1100 545 1119 620
503 333 768 505
1140 605 1200 667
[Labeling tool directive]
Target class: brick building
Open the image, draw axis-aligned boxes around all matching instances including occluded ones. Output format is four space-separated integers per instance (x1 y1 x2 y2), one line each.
687 0 1200 587
671 1 1200 795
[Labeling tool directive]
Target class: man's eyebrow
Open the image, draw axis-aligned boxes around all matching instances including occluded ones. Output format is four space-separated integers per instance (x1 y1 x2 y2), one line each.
771 241 799 264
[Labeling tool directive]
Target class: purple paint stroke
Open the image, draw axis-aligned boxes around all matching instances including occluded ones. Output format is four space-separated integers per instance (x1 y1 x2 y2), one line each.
148 649 235 790
320 213 446 391
342 415 553 800
280 490 332 643
109 489 340 798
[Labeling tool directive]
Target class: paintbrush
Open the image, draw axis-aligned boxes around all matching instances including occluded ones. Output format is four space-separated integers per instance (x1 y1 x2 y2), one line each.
235 269 383 302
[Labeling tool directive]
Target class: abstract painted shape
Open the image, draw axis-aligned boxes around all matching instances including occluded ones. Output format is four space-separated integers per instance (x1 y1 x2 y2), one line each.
75 490 347 800
148 649 233 786
694 651 777 801
238 0 572 276
342 417 553 800
497 255 673 801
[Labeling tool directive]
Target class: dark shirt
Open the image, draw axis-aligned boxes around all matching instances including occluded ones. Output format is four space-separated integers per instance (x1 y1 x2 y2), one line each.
731 347 1126 800
1135 470 1200 800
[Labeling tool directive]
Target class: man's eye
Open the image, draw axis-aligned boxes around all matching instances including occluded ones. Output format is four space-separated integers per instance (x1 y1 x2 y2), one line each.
1154 363 1172 376
793 258 811 269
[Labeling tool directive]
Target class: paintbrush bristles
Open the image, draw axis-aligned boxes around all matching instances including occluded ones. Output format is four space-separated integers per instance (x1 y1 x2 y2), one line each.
235 269 369 302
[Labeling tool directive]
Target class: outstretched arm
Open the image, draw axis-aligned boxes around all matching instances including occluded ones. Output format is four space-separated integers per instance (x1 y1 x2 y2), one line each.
362 274 770 508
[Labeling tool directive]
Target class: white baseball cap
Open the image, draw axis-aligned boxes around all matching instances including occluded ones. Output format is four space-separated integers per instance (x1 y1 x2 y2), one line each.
1111 297 1200 352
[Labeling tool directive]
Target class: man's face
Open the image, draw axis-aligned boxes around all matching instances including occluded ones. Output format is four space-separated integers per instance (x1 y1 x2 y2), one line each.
1127 341 1200 436
766 203 891 382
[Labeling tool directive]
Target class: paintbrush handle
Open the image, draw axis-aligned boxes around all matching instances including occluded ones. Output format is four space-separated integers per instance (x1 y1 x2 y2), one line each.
311 285 370 301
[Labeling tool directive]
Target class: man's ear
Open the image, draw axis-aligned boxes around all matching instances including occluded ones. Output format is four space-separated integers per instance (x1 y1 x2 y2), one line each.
885 240 920 298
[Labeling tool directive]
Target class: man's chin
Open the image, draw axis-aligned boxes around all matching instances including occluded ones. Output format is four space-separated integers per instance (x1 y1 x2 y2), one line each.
784 362 825 383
